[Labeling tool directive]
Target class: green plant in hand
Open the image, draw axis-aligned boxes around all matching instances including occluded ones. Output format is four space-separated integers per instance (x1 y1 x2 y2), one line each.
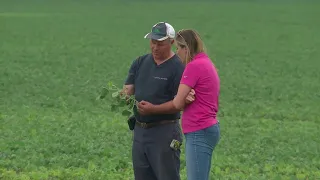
97 81 136 118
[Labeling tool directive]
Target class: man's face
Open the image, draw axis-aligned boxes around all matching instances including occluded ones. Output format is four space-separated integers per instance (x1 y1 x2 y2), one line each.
150 39 172 61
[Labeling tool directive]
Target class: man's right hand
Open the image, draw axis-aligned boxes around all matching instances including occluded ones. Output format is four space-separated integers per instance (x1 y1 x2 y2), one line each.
185 89 195 104
122 85 134 95
120 86 134 104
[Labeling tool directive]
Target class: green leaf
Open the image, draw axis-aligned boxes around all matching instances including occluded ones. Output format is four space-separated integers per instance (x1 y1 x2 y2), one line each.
98 87 109 99
107 81 113 89
118 100 126 107
112 91 119 98
214 166 221 175
128 99 136 110
122 109 132 117
127 97 135 105
111 104 118 112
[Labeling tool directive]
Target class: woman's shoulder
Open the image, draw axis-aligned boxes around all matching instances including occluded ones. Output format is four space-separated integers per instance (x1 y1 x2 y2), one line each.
189 53 212 66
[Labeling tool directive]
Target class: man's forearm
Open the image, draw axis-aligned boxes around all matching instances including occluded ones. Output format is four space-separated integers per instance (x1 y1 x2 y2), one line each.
152 101 182 114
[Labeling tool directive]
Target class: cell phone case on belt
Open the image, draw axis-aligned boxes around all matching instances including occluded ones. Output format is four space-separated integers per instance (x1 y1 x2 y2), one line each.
127 115 136 131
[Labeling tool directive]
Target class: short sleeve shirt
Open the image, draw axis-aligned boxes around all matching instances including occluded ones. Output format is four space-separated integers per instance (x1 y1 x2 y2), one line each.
125 53 185 123
179 52 220 133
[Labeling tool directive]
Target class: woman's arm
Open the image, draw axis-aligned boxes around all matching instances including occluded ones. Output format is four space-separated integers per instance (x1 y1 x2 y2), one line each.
150 84 192 114
172 84 192 110
137 63 199 115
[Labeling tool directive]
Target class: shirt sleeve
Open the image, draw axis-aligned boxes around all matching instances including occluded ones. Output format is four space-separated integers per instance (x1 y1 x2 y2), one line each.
180 63 200 88
124 57 140 85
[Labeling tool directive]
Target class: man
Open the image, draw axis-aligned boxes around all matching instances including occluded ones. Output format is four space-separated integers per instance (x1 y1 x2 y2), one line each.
122 22 193 180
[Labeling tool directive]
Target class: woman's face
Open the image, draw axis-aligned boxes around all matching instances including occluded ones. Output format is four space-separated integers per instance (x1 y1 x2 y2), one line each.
175 43 187 63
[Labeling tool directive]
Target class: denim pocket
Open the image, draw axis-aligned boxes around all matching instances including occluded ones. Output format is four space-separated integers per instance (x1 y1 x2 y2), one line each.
201 124 219 148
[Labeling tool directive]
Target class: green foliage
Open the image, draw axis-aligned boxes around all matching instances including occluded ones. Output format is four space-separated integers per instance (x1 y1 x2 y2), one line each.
97 81 136 118
1 0 320 180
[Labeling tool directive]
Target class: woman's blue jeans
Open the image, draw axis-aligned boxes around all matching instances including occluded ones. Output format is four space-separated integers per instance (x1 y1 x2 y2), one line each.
184 123 220 180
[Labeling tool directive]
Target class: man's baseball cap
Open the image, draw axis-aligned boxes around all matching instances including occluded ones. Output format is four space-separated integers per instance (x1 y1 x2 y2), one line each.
144 22 175 41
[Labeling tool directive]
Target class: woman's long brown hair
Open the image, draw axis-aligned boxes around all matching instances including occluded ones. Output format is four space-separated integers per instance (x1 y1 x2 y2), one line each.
175 29 207 64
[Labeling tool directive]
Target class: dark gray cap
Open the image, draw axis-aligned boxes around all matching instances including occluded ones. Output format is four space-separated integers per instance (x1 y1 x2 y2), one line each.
144 22 175 41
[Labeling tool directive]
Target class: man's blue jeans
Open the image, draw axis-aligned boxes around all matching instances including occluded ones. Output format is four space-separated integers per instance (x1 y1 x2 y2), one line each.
184 123 220 180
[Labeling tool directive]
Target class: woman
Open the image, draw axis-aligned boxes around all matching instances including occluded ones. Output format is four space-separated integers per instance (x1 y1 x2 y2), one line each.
137 29 220 180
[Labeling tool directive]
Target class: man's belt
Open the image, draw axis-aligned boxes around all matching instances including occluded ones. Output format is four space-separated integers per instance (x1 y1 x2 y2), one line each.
136 119 178 129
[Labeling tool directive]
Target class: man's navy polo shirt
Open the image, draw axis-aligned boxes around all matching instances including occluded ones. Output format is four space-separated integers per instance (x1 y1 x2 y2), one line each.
125 53 185 123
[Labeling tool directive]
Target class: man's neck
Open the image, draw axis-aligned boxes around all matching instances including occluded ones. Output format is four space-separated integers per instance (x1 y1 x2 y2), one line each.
154 51 175 65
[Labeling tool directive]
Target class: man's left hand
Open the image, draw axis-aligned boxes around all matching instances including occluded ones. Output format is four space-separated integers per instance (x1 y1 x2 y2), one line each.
137 100 155 115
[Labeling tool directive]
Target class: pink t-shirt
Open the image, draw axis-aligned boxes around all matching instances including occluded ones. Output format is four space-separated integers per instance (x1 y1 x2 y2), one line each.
180 52 220 134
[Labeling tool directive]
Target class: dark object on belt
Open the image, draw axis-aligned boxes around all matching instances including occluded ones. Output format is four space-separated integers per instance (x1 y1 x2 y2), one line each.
136 119 178 129
127 115 136 130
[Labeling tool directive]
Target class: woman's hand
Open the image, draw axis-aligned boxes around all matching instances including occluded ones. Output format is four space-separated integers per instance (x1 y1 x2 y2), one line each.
185 89 195 104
